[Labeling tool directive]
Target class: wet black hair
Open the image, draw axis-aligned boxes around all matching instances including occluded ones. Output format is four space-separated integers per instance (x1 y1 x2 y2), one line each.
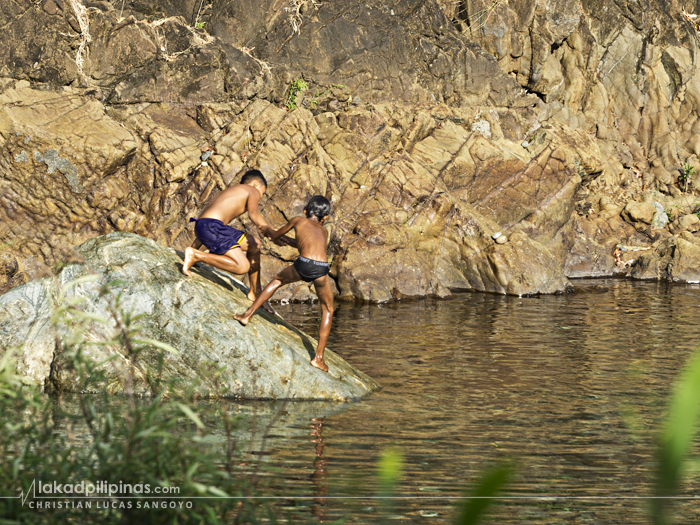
240 169 267 187
304 195 331 219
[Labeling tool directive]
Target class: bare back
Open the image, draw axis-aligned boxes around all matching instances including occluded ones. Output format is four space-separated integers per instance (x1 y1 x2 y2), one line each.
199 184 264 226
292 218 329 262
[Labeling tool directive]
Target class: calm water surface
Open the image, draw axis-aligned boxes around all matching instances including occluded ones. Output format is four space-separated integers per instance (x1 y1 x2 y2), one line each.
240 278 700 524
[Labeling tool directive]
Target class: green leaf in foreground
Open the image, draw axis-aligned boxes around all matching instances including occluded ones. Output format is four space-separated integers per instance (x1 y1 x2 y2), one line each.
653 349 700 525
455 464 511 525
377 447 403 493
132 337 180 354
176 402 205 429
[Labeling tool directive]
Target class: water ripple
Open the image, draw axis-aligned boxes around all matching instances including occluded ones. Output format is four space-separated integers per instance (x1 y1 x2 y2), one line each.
259 279 700 523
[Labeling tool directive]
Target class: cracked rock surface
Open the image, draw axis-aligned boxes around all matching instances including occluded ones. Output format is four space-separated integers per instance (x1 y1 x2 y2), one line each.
3 0 700 298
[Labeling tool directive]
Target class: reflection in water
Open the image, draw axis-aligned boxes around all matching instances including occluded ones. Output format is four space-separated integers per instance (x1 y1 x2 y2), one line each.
310 417 328 519
267 279 700 524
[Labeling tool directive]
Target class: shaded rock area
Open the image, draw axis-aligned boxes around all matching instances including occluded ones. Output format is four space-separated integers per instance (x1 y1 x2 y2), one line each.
4 0 700 297
0 233 380 400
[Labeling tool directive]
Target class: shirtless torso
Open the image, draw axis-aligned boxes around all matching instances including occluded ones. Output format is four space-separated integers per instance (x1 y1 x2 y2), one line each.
283 216 329 263
197 184 268 229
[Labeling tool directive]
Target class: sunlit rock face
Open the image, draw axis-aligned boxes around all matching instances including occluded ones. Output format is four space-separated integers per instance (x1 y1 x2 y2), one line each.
2 0 700 297
0 233 380 400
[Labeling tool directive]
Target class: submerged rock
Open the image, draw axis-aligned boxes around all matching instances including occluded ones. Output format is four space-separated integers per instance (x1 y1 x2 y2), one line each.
0 233 380 400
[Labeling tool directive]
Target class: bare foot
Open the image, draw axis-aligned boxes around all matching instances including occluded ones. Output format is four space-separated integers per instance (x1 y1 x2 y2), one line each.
233 314 249 326
310 357 328 372
183 247 197 276
247 290 275 315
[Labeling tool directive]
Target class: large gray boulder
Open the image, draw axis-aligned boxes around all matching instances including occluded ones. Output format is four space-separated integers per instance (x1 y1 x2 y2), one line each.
0 233 380 400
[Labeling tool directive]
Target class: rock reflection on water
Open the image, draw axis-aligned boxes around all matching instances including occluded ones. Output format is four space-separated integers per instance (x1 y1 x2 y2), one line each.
268 279 700 524
50 396 349 458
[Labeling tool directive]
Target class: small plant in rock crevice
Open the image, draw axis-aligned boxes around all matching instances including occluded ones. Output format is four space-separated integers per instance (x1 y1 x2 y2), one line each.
285 80 346 111
683 11 700 34
193 0 211 31
285 78 309 110
680 162 696 193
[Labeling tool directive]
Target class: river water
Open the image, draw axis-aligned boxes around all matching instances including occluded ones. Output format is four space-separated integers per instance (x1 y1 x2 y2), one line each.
234 278 700 524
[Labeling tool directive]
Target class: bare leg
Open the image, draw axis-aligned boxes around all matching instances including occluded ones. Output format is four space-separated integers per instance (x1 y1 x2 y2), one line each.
183 247 197 276
310 275 334 372
234 265 301 325
183 246 250 276
240 235 274 314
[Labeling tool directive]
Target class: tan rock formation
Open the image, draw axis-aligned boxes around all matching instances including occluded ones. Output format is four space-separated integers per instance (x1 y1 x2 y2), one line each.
3 0 700 298
632 236 700 282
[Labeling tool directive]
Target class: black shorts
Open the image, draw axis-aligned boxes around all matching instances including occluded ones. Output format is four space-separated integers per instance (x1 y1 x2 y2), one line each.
293 256 330 282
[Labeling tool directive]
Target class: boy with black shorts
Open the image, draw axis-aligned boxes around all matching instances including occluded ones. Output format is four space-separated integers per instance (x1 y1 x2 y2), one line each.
234 196 334 372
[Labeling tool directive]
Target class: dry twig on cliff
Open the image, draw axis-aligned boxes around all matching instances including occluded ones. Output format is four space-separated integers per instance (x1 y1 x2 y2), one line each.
143 17 214 62
462 0 504 34
240 46 272 74
683 11 700 34
285 0 320 33
69 0 92 85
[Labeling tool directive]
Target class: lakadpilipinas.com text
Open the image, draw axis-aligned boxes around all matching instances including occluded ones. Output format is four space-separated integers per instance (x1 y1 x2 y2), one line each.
21 479 193 510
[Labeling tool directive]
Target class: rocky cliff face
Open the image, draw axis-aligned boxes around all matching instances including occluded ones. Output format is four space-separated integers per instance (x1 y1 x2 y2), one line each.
2 0 700 300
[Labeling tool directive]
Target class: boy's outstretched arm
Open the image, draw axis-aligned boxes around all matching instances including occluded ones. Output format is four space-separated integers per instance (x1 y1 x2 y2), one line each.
270 236 298 248
279 236 298 248
245 189 272 237
269 217 300 241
